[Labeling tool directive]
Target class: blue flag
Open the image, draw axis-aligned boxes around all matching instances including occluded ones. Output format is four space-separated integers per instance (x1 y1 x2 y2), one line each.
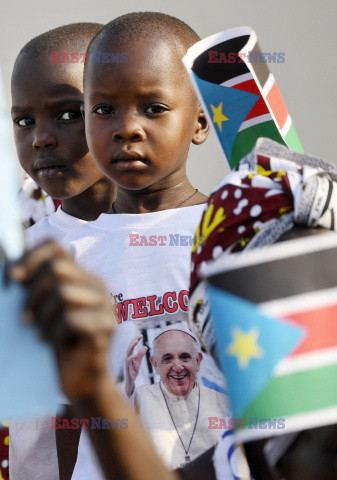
207 285 305 418
192 73 259 163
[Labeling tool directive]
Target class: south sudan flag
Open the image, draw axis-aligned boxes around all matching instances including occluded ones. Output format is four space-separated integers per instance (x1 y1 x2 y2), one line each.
183 27 303 169
205 232 337 441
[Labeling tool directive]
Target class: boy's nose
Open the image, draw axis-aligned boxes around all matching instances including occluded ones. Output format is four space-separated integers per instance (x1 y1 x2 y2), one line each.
112 118 146 142
32 126 57 150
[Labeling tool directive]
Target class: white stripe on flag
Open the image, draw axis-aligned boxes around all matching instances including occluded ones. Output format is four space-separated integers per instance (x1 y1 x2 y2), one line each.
235 405 337 443
221 73 253 88
201 231 337 278
262 73 274 97
281 114 291 137
259 286 337 317
238 114 272 132
274 346 337 376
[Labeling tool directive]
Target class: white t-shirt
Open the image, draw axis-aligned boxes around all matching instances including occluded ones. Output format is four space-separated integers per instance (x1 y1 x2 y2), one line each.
26 205 87 247
63 205 225 388
9 208 86 480
63 205 226 480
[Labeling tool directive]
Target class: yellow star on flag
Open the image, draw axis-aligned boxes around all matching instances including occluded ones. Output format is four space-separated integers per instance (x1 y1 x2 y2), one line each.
226 327 264 369
211 102 229 132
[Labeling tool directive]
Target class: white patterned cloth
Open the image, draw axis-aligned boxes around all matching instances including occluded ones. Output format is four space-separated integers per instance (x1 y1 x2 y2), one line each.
19 176 57 228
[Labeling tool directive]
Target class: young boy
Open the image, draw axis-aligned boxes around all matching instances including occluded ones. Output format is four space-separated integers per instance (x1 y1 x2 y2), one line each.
62 11 228 479
10 23 116 480
11 23 116 245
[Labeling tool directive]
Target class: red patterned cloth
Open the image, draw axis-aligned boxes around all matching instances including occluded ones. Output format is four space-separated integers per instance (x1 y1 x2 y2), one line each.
0 423 9 480
190 154 337 291
190 155 294 290
189 154 337 354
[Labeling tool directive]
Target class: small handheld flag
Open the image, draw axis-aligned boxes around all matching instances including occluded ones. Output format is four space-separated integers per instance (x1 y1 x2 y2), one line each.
205 233 337 442
183 27 303 169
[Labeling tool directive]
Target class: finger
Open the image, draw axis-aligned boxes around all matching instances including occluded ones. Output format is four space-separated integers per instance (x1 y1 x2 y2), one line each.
10 241 69 283
53 307 113 360
32 282 111 339
25 257 100 317
135 346 148 362
126 335 143 357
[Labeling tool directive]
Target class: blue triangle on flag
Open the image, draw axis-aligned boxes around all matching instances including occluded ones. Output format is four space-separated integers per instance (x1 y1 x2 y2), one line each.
207 285 305 418
192 73 259 164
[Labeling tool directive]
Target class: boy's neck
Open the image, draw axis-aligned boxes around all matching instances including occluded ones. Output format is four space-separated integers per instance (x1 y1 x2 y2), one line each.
61 179 116 221
110 180 207 214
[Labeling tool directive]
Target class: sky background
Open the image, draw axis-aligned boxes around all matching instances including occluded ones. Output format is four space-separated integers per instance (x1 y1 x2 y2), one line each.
1 0 335 194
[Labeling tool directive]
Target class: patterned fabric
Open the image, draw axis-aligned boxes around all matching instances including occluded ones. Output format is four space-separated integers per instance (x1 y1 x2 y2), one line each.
19 175 60 228
189 152 337 355
238 137 337 179
190 155 337 291
0 422 9 480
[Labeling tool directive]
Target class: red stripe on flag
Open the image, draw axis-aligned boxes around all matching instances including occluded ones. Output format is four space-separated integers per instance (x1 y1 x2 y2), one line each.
266 81 289 130
282 304 337 356
232 79 269 121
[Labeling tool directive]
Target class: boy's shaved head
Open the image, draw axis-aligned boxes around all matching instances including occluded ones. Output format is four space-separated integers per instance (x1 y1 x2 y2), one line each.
13 22 102 67
11 21 118 211
87 12 199 56
84 12 200 96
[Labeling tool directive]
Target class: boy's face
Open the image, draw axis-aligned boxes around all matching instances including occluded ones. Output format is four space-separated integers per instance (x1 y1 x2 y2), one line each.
84 38 208 191
11 55 107 199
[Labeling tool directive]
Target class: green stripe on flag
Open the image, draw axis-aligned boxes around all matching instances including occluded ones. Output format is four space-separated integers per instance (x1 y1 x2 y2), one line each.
285 122 304 152
241 362 337 424
230 120 286 168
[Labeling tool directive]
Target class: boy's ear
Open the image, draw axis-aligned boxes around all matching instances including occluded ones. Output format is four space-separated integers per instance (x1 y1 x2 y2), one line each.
192 107 209 145
80 104 85 119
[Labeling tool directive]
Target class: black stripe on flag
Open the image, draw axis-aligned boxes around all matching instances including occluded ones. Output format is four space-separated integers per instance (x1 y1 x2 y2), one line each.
208 243 337 303
192 35 250 84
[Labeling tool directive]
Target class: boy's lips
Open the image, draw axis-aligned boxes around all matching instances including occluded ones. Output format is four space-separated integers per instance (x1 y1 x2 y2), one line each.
112 151 148 171
34 157 67 179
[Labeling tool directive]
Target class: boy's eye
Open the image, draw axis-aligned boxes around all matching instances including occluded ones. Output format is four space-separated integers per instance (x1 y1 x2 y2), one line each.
145 104 167 115
15 117 34 127
93 105 114 115
59 111 82 120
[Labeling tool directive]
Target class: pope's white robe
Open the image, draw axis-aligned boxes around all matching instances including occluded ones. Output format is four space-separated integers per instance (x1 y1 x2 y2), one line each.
134 382 230 469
